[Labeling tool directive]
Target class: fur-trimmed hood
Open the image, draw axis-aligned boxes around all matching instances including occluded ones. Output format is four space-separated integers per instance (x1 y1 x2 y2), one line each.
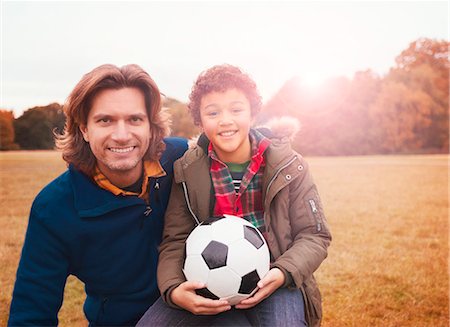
188 116 300 148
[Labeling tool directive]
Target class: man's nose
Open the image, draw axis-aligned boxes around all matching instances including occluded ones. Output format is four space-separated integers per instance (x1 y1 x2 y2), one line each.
111 121 131 142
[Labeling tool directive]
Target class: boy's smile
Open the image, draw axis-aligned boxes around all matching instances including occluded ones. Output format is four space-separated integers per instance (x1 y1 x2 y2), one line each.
199 88 253 164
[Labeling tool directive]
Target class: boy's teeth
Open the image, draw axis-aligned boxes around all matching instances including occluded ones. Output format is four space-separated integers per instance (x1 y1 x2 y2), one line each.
110 146 134 153
220 131 236 136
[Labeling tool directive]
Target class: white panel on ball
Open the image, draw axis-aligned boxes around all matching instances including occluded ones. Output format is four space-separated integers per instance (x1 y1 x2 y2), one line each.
255 246 271 278
185 225 212 255
227 238 260 276
185 236 213 256
210 216 245 245
183 254 210 284
207 266 241 298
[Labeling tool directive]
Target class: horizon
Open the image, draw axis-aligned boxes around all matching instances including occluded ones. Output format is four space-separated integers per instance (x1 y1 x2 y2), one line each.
1 1 448 117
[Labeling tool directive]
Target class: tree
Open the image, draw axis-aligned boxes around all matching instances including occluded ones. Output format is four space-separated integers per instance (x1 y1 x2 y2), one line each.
369 81 433 153
262 38 448 155
163 97 200 139
0 110 19 150
14 103 65 149
390 38 449 152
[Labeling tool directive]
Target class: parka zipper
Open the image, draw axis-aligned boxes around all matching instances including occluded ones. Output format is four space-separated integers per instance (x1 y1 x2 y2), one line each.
181 181 201 226
308 199 322 232
140 179 156 229
154 180 160 204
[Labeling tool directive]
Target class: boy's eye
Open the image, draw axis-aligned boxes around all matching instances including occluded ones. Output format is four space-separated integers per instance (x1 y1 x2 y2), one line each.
232 108 244 113
206 111 219 117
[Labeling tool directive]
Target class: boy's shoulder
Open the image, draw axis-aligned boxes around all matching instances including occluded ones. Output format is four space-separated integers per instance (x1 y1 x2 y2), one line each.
256 116 300 143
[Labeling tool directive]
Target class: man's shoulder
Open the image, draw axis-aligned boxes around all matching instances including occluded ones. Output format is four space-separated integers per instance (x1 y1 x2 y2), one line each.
164 137 188 152
32 167 94 211
31 169 76 215
162 137 188 163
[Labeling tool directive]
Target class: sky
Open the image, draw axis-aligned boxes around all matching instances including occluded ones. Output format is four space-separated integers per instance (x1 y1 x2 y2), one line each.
1 1 448 117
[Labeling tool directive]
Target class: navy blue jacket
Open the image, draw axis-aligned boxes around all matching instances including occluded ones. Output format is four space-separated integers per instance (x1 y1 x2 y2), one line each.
8 138 188 326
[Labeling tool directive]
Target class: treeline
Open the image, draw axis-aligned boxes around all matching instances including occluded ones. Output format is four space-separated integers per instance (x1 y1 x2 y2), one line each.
0 103 65 150
260 38 449 155
1 38 448 155
0 99 198 151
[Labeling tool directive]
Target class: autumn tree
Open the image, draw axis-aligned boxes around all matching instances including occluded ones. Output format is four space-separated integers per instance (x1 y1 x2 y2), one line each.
0 110 19 150
163 97 200 139
14 103 65 149
389 38 449 151
370 81 433 153
262 38 448 155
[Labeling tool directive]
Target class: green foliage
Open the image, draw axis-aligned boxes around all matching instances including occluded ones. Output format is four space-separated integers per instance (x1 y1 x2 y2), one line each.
13 103 65 150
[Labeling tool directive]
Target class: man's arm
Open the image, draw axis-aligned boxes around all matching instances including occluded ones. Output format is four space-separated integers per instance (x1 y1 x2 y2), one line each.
9 205 69 326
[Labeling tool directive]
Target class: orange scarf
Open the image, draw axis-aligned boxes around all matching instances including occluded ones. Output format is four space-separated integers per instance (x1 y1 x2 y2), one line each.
93 161 166 199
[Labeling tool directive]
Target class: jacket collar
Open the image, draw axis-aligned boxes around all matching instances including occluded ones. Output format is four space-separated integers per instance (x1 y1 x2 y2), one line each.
69 165 143 218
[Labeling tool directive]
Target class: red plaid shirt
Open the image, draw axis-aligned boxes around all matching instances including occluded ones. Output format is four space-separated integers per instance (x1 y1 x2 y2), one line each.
209 130 271 233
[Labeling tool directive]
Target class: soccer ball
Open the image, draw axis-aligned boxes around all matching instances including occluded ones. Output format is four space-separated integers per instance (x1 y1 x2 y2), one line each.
183 214 270 305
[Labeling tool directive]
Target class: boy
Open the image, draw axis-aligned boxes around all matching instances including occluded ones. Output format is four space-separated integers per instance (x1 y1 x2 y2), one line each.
138 64 331 327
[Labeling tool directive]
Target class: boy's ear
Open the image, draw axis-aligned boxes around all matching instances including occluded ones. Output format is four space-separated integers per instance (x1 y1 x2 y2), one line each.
79 125 89 142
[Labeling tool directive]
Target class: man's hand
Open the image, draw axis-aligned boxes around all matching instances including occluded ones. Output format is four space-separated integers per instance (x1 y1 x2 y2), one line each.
171 281 232 315
235 267 285 310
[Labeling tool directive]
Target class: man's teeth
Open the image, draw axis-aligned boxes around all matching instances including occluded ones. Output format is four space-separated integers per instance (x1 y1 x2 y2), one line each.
220 131 236 136
109 146 134 153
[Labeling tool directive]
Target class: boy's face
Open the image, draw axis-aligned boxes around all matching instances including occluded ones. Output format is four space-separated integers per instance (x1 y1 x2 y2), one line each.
199 88 253 163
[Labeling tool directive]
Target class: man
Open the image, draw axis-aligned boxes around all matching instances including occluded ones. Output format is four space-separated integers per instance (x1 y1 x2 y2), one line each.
8 64 188 326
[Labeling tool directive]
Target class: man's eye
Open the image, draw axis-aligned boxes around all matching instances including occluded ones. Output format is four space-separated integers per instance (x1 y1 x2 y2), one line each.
98 118 111 123
131 117 143 122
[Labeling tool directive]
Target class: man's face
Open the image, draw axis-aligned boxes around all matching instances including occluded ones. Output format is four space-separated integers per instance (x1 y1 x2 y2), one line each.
80 87 150 185
199 88 253 164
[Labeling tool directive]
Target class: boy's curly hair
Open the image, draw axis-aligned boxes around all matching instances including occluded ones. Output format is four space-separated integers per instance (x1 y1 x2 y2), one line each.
188 64 262 126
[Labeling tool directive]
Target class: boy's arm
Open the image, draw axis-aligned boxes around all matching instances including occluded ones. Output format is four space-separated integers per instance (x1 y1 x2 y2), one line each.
157 179 196 306
157 164 232 315
9 206 69 326
271 159 332 288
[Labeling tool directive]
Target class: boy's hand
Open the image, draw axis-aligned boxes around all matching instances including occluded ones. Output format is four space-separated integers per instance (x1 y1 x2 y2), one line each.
171 281 232 315
234 267 285 309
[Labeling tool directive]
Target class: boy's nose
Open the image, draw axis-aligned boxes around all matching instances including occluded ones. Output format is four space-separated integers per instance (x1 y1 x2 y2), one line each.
218 112 233 126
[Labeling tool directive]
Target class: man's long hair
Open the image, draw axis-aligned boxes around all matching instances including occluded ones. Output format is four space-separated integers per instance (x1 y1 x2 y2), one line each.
56 64 170 176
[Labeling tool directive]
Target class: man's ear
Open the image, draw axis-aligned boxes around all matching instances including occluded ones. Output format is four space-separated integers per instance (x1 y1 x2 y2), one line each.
79 125 89 142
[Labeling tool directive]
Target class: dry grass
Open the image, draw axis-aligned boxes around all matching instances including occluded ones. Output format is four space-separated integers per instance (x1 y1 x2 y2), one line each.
0 151 448 326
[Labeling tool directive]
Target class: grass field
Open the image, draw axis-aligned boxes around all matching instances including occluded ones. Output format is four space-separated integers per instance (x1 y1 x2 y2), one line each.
0 151 448 326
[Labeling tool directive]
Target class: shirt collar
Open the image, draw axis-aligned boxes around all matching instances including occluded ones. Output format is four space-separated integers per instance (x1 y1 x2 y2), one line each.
207 129 271 162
